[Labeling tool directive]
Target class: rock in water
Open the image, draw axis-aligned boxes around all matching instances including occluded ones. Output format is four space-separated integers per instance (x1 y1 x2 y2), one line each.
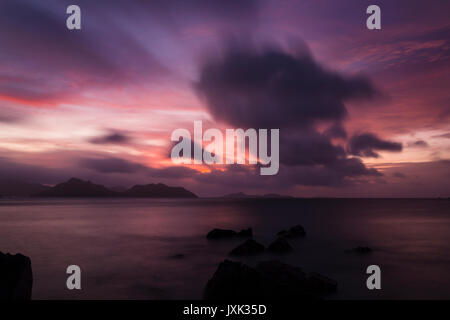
204 259 337 300
0 252 33 300
204 260 264 300
267 237 293 253
237 228 253 238
206 229 237 239
229 239 265 256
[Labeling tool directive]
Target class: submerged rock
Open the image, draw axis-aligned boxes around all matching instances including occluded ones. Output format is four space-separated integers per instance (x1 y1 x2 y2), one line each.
204 259 337 300
267 237 293 253
277 224 306 238
206 229 237 239
230 239 265 256
207 228 253 239
0 252 33 300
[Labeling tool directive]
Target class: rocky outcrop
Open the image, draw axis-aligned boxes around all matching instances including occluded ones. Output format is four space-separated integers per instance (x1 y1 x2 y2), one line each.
204 259 337 300
277 224 306 238
206 228 253 240
0 252 33 300
267 237 293 253
206 229 237 239
237 228 253 237
229 239 265 256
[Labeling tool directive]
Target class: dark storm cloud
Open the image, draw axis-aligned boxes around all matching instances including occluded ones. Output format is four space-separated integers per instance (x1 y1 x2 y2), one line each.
280 132 346 166
196 44 378 129
324 123 348 139
284 158 381 187
194 42 384 186
89 131 132 145
349 133 403 158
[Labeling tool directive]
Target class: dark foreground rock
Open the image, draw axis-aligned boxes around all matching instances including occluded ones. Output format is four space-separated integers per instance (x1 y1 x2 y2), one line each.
206 228 253 240
207 229 237 239
204 260 337 300
352 246 373 254
0 252 33 300
277 224 306 238
237 228 253 237
267 237 293 253
230 239 265 256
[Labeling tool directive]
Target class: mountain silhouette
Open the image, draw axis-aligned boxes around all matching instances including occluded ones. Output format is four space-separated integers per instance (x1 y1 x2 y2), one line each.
122 183 198 198
33 178 197 198
35 178 117 197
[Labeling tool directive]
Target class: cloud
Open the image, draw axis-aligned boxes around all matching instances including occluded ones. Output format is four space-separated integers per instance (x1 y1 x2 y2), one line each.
348 133 403 158
194 41 383 186
196 42 378 129
432 133 450 139
88 131 132 145
0 1 170 105
280 132 346 166
79 157 146 173
409 140 429 148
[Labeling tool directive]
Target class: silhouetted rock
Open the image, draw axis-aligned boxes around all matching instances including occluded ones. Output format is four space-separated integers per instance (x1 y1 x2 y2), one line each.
122 183 197 198
0 252 33 300
268 237 293 253
277 224 306 238
237 228 253 237
207 229 237 239
34 178 117 197
204 260 264 300
229 239 265 256
305 272 338 293
352 246 373 254
204 259 337 300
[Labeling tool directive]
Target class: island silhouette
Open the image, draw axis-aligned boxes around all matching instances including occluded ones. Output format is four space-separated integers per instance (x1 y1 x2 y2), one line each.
32 178 198 198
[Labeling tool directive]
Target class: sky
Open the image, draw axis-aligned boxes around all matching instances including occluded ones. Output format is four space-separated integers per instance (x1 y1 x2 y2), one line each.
0 0 449 197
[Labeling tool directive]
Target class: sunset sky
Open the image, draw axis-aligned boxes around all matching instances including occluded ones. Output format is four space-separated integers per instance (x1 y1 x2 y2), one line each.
0 0 449 197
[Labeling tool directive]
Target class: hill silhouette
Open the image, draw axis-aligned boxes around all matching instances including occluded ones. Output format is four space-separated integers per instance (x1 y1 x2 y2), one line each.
34 178 197 198
122 183 197 198
35 178 117 197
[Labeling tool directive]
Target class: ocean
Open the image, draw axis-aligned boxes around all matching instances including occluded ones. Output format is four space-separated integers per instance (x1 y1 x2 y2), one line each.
1 198 449 299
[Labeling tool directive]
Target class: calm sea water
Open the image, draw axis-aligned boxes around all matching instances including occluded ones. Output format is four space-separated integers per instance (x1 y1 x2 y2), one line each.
0 198 449 299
